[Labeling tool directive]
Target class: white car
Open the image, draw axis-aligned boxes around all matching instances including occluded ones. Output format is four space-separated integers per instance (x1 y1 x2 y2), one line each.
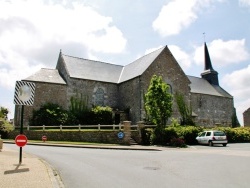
196 130 228 147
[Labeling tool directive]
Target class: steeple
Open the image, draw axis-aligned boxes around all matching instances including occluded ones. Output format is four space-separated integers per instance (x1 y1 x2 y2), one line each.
201 42 219 85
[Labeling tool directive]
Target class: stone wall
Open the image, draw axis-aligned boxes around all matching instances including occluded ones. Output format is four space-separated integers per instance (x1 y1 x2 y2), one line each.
191 93 233 126
66 78 119 110
243 108 250 127
141 47 191 121
8 130 126 145
14 82 67 126
118 78 141 124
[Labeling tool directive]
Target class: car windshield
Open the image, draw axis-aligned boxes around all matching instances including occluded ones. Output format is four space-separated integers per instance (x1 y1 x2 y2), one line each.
214 131 225 136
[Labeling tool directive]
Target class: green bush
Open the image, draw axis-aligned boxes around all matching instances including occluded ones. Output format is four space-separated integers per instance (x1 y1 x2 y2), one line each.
141 128 153 145
149 127 173 145
174 126 203 145
30 103 70 126
164 127 178 144
169 138 187 148
217 127 250 143
0 118 14 138
87 106 113 125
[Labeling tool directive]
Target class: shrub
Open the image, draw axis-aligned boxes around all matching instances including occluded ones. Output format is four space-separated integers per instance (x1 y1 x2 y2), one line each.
164 127 178 144
88 106 113 125
150 127 166 145
174 126 203 145
217 127 250 143
141 128 153 145
169 138 187 148
0 118 14 138
30 103 70 126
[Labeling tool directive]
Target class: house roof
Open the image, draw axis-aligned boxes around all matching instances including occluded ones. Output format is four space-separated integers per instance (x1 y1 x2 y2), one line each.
187 76 232 98
62 55 123 83
23 68 66 85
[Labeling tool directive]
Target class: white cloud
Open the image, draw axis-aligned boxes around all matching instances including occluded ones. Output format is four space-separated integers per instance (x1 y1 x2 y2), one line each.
239 0 250 7
193 39 250 67
152 0 224 37
168 45 192 70
143 45 192 71
222 65 250 126
0 0 127 89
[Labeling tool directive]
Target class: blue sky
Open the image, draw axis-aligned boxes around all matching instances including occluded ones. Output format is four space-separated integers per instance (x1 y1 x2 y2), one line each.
0 0 249 125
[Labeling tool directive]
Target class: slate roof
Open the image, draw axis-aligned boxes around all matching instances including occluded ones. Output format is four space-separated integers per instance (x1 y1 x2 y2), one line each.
24 68 66 85
187 76 232 98
62 55 123 83
61 46 165 84
118 46 165 83
24 46 232 99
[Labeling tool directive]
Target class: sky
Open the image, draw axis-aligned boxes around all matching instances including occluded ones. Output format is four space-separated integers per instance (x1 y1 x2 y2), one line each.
0 0 249 125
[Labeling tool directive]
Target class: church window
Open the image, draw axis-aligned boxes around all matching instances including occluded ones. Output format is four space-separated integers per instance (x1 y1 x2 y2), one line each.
167 84 172 94
95 88 105 106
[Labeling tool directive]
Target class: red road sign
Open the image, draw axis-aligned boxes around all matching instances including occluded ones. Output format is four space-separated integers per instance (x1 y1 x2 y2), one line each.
15 134 28 147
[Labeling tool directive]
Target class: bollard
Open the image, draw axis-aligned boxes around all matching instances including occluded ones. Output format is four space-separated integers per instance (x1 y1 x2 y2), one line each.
42 135 47 142
0 135 3 151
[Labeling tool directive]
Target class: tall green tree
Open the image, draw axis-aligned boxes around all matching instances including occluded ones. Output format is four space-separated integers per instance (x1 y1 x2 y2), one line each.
145 75 173 128
232 107 240 128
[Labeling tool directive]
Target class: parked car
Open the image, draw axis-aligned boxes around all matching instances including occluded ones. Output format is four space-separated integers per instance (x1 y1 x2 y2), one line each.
196 130 228 146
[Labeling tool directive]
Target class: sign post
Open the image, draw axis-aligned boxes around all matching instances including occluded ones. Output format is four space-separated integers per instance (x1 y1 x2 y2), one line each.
14 81 35 164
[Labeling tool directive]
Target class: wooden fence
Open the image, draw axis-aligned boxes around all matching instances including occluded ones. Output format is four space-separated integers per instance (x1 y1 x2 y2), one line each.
14 124 156 131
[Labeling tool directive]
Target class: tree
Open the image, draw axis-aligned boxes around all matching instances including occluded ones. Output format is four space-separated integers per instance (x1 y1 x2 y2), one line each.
145 75 173 128
232 107 240 128
0 107 9 119
175 92 195 125
0 106 13 138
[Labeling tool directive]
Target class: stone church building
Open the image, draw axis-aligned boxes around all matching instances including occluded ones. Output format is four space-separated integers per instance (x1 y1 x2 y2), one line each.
15 43 234 127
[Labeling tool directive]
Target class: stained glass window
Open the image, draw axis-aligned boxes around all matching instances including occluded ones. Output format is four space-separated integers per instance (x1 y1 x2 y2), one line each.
95 88 104 106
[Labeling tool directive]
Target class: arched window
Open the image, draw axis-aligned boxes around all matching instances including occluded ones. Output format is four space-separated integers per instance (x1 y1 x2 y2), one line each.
95 88 104 106
167 84 172 94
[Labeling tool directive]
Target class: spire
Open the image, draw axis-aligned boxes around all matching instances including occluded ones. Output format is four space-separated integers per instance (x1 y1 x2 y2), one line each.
201 42 219 86
204 42 214 71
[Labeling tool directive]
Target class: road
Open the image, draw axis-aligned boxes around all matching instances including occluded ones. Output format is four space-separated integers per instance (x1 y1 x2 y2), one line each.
5 143 250 188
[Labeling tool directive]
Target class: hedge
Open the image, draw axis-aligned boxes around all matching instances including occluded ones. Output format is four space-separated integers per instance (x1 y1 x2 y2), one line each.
141 126 250 146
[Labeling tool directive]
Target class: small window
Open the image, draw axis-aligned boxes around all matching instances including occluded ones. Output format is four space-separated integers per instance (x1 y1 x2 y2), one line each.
206 132 211 136
167 84 172 94
199 132 206 137
214 131 225 136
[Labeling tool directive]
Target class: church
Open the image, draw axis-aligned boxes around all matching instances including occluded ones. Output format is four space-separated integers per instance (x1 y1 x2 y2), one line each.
15 43 234 127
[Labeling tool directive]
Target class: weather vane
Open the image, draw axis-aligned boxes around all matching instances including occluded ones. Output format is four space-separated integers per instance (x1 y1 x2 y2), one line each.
203 32 206 43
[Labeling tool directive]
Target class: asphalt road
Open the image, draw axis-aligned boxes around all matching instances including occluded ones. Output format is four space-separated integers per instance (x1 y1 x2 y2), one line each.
5 143 250 188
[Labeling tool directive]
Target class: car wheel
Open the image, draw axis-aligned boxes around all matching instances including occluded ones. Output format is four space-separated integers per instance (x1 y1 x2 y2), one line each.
209 141 213 147
223 143 227 147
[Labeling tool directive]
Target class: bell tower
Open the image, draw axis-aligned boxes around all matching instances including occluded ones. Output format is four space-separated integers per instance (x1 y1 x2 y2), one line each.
201 42 219 85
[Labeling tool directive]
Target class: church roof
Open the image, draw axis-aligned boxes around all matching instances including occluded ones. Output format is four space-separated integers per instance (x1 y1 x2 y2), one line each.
62 55 123 83
188 76 232 98
61 46 165 83
204 42 215 71
118 46 165 82
23 68 66 85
